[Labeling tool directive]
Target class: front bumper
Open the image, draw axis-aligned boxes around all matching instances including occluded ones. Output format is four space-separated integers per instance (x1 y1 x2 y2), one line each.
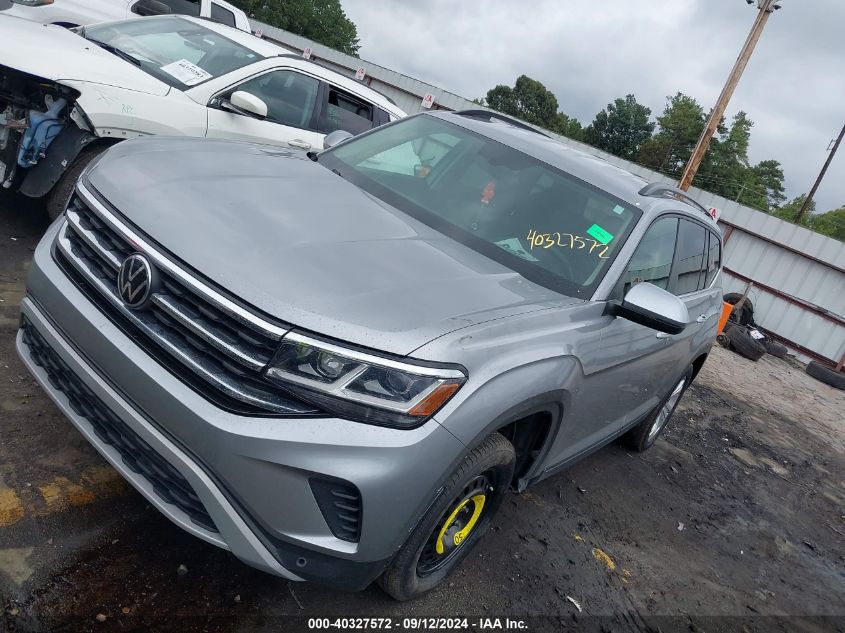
16 219 467 590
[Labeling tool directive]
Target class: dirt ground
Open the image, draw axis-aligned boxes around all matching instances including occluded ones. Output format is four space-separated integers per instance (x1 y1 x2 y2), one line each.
1 193 844 633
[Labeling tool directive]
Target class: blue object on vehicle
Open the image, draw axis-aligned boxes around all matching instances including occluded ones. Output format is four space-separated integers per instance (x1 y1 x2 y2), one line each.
17 98 67 168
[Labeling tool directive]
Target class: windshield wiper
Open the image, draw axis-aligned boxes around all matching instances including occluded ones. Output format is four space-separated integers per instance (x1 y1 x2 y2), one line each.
85 37 142 67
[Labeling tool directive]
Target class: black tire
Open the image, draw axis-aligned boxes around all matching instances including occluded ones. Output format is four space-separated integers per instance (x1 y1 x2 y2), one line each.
764 339 788 359
45 146 106 221
378 432 515 601
723 293 754 326
622 366 694 452
805 361 845 390
726 326 766 361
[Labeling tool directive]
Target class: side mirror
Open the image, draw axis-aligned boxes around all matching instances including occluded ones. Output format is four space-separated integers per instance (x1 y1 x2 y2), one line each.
132 0 172 16
226 91 268 119
323 129 353 150
611 282 689 335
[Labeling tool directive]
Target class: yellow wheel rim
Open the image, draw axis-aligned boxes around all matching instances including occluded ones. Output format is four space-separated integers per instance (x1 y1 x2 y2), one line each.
435 494 486 555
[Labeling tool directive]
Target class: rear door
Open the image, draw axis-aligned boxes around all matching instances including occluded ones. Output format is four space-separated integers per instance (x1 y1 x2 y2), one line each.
315 84 379 137
206 68 324 149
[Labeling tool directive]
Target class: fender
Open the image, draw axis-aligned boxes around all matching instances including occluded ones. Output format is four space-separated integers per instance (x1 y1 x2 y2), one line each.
19 125 96 198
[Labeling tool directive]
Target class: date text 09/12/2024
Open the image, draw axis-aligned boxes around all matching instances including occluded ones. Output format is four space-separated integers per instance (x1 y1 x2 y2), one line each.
307 617 529 630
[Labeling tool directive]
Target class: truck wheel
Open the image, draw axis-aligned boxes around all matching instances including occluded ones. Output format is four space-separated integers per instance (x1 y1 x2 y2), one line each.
726 326 766 361
45 146 106 222
622 366 693 452
378 432 515 601
805 361 845 390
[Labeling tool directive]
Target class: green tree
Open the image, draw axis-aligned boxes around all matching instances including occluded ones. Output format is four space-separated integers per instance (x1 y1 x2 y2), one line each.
772 195 813 224
229 0 360 55
696 111 753 202
584 94 655 160
809 206 845 241
637 92 705 174
484 75 560 128
551 112 585 141
772 196 845 242
749 159 786 209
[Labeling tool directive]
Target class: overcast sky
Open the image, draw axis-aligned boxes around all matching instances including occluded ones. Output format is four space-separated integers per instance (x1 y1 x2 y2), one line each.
342 0 844 213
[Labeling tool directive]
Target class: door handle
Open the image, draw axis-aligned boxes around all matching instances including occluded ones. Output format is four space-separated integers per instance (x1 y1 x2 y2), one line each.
288 139 311 150
656 332 672 339
696 313 714 323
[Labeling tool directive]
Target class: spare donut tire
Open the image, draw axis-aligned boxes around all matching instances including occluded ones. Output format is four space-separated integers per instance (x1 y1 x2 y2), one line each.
805 361 845 390
723 293 754 326
726 326 766 361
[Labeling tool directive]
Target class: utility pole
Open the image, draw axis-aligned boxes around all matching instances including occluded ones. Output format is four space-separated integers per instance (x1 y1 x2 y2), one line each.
794 121 845 223
678 0 781 191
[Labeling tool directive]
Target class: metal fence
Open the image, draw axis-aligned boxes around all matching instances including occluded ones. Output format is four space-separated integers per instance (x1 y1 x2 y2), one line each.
254 21 845 369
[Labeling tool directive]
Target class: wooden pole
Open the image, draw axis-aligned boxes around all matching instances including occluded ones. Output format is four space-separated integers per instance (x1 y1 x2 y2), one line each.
678 0 775 191
794 121 845 223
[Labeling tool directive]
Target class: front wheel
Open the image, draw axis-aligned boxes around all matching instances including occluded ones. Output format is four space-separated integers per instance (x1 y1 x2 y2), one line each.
45 146 106 221
378 432 515 601
622 366 693 452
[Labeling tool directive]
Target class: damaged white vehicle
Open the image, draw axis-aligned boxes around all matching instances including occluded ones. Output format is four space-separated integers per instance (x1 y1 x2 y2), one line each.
0 14 405 218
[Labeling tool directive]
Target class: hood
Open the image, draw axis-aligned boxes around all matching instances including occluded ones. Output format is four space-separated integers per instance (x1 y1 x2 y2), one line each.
0 16 169 96
87 137 579 355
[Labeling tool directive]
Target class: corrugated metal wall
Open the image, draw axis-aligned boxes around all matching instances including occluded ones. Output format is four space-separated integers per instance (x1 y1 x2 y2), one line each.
254 22 845 367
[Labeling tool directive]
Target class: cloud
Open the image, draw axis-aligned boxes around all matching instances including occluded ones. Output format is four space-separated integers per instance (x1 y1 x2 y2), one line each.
342 0 844 212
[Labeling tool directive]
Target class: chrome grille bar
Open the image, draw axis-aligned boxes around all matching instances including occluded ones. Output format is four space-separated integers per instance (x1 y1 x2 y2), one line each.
57 222 308 415
150 293 268 371
66 204 123 271
75 181 288 341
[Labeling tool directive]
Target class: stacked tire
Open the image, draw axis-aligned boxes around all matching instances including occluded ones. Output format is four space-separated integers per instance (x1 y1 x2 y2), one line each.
725 325 766 361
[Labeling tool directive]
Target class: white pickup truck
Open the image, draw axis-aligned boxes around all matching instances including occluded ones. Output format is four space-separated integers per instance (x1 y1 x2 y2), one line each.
0 0 252 32
0 14 405 218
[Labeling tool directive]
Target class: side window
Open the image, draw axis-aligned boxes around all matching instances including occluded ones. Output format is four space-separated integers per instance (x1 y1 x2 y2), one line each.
704 231 722 287
319 88 374 135
614 217 678 299
673 219 707 295
132 0 200 16
228 70 319 129
210 3 236 26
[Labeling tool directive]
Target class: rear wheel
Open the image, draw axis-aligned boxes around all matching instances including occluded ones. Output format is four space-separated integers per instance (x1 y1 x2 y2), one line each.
378 432 515 601
623 366 693 452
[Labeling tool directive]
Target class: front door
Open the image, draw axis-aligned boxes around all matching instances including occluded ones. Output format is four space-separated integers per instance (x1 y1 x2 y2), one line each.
206 69 325 150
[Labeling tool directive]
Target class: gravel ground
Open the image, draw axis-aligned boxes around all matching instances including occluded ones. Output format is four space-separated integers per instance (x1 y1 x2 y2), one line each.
1 193 843 632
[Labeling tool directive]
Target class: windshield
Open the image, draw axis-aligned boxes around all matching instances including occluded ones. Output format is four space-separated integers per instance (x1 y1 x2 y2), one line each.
83 17 262 89
319 115 641 298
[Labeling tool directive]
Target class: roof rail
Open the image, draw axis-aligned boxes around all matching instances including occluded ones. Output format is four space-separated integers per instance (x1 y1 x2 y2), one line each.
454 110 551 138
638 183 713 219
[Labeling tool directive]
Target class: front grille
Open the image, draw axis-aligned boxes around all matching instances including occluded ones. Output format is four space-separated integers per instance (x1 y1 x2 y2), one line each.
21 317 218 532
310 478 362 542
55 188 317 416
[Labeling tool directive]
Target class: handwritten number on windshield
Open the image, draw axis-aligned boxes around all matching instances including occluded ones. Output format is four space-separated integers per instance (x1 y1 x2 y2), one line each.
525 230 609 258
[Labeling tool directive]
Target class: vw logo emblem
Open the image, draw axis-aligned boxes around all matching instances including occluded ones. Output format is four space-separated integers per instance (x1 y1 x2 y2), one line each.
118 254 156 309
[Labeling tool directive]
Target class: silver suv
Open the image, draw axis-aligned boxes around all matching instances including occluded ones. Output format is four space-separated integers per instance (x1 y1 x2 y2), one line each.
17 110 722 600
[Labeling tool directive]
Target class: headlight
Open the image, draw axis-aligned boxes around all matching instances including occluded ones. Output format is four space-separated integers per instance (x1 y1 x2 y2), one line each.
265 332 466 428
12 0 54 6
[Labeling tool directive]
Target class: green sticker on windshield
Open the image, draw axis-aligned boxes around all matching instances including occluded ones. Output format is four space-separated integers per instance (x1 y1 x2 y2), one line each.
587 224 614 245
